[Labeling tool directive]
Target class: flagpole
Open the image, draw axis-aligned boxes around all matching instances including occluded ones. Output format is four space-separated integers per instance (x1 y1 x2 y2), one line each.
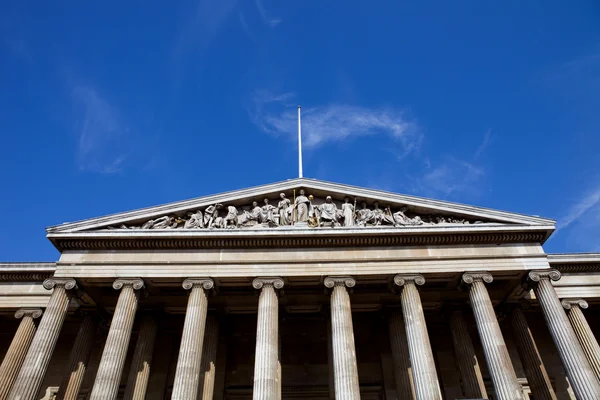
298 105 303 178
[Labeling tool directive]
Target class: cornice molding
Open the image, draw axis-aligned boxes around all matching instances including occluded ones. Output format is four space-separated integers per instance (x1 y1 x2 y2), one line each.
48 229 549 251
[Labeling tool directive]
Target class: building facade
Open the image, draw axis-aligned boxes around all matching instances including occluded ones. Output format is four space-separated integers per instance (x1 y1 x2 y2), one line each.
1 178 600 400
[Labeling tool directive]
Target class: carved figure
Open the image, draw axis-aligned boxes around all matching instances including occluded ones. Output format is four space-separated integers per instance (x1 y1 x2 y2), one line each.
356 202 375 226
278 193 293 225
251 201 262 221
318 196 339 227
204 204 223 228
184 210 204 229
142 215 174 229
261 198 277 224
341 197 355 227
295 190 310 223
223 206 239 228
393 206 423 226
372 202 395 226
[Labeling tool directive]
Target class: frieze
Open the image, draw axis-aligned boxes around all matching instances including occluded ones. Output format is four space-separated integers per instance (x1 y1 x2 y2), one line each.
102 192 488 231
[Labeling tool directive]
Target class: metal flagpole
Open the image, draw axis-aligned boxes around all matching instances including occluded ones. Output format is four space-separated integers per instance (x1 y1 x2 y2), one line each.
298 105 303 178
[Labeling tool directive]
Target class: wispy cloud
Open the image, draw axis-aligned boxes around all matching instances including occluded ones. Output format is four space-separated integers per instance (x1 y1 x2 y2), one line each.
72 86 131 174
474 129 491 160
250 90 421 154
255 0 281 27
557 187 600 231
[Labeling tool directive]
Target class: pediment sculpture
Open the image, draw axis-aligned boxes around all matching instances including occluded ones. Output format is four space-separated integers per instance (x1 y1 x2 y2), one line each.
104 190 488 231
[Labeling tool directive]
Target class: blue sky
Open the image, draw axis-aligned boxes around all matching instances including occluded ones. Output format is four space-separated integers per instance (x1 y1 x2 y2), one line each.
1 1 599 261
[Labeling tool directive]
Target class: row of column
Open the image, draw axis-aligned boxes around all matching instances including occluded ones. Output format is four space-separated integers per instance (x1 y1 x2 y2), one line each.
2 270 600 399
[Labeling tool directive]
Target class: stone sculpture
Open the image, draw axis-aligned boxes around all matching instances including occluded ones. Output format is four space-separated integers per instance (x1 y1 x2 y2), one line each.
278 193 293 225
318 196 339 227
107 192 486 230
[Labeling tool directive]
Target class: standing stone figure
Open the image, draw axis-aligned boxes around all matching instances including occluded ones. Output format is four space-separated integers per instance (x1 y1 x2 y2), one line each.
184 210 204 229
341 197 355 227
357 203 375 226
295 189 310 223
277 193 292 225
204 204 223 228
318 196 339 227
223 206 239 228
261 198 277 224
251 201 262 221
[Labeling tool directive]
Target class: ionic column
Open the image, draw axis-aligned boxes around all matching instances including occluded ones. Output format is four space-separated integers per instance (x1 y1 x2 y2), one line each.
461 272 524 400
511 307 557 400
89 278 145 400
198 315 219 400
123 314 157 400
562 299 600 382
393 274 441 400
55 312 98 400
387 310 416 400
8 278 78 400
252 277 284 400
171 278 214 400
448 309 487 399
0 309 42 400
527 270 600 399
324 276 360 400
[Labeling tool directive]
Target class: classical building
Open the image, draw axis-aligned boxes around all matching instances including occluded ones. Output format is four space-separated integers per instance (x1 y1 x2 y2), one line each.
1 178 600 400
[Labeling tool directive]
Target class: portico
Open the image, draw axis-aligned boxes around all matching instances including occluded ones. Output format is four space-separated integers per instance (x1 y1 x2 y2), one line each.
2 178 600 399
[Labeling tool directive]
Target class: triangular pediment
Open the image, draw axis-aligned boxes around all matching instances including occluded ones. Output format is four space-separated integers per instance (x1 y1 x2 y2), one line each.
47 178 555 235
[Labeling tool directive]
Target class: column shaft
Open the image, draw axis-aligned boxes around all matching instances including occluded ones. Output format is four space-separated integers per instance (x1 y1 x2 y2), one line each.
388 310 416 400
528 271 600 400
171 278 213 400
89 279 144 400
8 279 76 400
395 275 441 400
463 273 524 400
449 309 487 399
56 313 98 400
252 278 283 400
0 309 42 400
198 315 219 400
562 300 600 382
325 276 360 400
511 308 557 400
123 314 158 400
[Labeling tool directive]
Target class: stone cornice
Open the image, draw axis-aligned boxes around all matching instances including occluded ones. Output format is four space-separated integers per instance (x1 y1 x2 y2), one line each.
548 253 600 273
47 224 551 251
0 262 55 282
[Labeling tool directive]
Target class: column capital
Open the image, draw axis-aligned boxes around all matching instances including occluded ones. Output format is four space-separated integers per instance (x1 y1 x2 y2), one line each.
113 278 145 291
183 278 214 290
14 308 42 319
43 277 78 291
527 269 561 283
462 272 493 285
324 276 355 289
393 274 425 287
253 277 284 290
562 298 589 310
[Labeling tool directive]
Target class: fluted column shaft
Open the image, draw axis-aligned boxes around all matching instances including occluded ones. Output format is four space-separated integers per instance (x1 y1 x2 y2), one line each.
528 271 600 400
325 276 360 400
89 278 144 400
8 278 77 400
252 277 284 400
171 278 214 400
388 310 416 400
511 307 557 400
198 315 219 400
0 309 42 400
123 314 158 400
449 309 487 399
562 299 600 382
56 313 98 400
462 273 523 400
394 274 441 400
